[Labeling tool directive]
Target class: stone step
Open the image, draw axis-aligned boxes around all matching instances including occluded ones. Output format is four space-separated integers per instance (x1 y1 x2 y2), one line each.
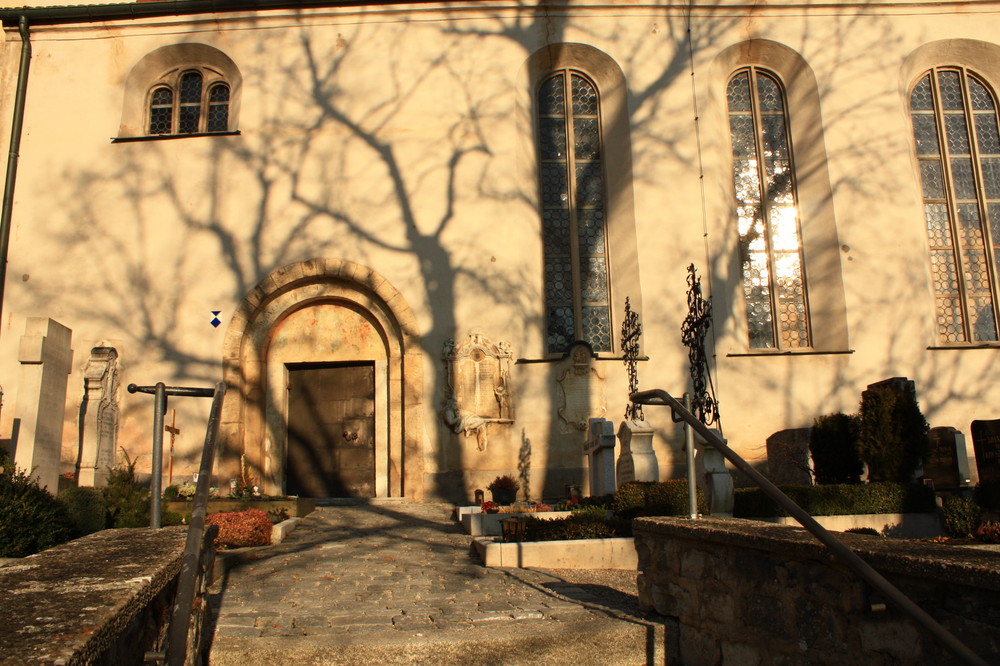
209 616 663 665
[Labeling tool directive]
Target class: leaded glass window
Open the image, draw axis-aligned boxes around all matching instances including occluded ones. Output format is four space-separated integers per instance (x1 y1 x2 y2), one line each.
538 70 612 353
910 68 1000 343
146 69 231 136
727 68 811 349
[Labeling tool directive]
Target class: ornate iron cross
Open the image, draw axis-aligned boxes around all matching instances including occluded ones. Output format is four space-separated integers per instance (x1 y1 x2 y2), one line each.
622 296 644 421
681 264 720 426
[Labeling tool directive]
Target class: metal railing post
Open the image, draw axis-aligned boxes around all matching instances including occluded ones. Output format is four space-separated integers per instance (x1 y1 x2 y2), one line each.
150 382 166 529
683 393 697 519
631 388 988 666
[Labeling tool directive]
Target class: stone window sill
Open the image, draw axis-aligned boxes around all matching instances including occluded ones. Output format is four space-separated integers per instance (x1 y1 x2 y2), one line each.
112 130 240 143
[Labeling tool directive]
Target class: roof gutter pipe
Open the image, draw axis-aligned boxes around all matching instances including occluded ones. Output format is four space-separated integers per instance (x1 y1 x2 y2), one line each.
0 16 31 336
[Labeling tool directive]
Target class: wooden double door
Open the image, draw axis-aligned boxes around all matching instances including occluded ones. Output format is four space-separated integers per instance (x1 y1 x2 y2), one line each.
285 362 375 498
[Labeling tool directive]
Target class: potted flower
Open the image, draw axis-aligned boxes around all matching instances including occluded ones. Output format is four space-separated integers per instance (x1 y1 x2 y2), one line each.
487 474 520 505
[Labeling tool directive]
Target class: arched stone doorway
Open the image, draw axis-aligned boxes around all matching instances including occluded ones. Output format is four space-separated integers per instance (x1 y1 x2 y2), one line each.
220 259 423 499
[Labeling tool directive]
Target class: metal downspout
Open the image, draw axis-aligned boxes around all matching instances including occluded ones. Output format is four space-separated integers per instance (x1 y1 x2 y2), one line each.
0 16 31 336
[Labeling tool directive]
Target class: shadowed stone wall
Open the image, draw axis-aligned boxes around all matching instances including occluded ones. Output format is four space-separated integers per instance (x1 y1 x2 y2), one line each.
634 516 1000 665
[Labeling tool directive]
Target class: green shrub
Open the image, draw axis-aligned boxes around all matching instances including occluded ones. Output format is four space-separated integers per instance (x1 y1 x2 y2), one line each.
612 480 707 519
0 451 74 557
205 509 272 548
810 413 863 484
942 496 981 538
973 479 1000 511
733 482 936 518
163 484 180 500
161 510 185 526
570 504 608 519
858 384 929 483
844 527 881 536
58 486 107 537
520 513 629 541
103 450 150 528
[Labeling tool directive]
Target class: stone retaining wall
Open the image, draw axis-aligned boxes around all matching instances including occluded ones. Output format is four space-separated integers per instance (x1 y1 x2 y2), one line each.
633 516 1000 665
0 527 187 664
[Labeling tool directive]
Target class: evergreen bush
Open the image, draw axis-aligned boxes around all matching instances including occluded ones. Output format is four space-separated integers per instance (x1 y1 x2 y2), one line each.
103 450 150 528
58 486 107 536
857 384 929 483
732 482 936 518
809 413 863 484
942 496 981 538
520 512 629 541
612 480 707 519
0 451 74 557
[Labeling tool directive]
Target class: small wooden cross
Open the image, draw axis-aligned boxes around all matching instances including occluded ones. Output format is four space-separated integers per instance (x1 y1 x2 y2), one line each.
164 409 180 485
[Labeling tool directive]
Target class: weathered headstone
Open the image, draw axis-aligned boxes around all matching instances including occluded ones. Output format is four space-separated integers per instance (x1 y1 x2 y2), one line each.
925 426 971 490
765 428 813 485
616 419 658 485
970 419 1000 484
13 318 74 492
695 428 734 516
583 417 616 496
77 347 121 486
557 343 606 433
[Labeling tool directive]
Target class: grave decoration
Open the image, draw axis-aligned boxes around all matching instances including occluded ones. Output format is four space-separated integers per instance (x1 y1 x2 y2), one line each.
617 297 658 486
971 418 1000 484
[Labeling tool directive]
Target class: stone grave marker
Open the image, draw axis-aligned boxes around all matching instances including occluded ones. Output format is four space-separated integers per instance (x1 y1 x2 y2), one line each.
583 417 616 496
13 318 74 492
616 419 658 486
765 428 813 485
925 426 971 490
970 419 1000 484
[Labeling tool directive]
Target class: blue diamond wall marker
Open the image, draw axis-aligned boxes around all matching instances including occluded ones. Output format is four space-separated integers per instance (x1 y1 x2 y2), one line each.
211 311 222 328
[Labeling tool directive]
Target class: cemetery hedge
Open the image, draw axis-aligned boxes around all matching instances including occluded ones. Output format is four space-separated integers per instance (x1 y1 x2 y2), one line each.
809 413 863 484
58 486 107 537
0 451 74 557
732 482 936 518
613 480 708 519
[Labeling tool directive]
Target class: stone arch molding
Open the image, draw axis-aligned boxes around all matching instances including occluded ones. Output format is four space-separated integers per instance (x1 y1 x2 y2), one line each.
220 259 424 499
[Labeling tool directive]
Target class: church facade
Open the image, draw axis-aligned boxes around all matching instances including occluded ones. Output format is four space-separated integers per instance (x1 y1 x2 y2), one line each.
0 0 996 501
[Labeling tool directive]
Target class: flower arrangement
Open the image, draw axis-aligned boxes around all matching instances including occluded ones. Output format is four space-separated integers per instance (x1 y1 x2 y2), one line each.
205 508 273 549
481 501 498 513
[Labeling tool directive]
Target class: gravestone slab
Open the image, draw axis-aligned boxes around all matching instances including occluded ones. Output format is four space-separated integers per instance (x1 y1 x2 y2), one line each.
765 428 812 485
925 426 971 490
13 318 73 492
583 418 616 496
616 419 658 485
695 428 734 516
970 419 1000 484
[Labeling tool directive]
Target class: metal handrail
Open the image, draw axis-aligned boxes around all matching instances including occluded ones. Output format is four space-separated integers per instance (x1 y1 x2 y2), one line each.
630 388 988 666
163 381 226 666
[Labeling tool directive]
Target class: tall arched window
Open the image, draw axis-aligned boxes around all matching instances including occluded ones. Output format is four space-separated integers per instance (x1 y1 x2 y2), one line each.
147 68 231 136
727 67 811 349
910 68 1000 343
537 70 612 353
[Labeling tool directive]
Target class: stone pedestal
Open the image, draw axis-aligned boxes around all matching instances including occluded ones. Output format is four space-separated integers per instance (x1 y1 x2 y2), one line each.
695 428 734 516
616 419 658 485
584 418 617 496
13 318 74 492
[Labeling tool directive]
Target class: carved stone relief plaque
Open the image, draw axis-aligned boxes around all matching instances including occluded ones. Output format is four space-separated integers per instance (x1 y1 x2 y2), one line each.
441 330 514 450
557 343 606 433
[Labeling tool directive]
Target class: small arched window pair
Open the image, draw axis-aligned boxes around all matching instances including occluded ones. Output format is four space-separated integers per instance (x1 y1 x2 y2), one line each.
148 69 230 135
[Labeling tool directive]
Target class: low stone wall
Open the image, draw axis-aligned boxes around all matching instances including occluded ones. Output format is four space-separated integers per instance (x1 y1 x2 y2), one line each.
634 516 1000 664
0 527 188 664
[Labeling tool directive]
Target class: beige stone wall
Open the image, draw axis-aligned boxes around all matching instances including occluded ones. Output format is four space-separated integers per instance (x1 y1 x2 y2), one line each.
0 2 997 499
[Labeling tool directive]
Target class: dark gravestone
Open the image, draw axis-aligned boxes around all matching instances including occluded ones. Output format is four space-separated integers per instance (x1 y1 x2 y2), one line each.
925 426 970 490
970 419 1000 484
766 428 812 485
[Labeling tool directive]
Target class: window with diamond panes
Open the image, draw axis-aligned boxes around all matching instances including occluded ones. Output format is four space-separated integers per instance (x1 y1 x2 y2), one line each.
727 67 811 349
537 70 612 353
910 68 1000 343
148 69 231 136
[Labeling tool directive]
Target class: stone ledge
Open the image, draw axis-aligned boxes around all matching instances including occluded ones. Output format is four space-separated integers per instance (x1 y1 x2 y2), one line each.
0 527 187 665
633 516 1000 591
474 537 637 569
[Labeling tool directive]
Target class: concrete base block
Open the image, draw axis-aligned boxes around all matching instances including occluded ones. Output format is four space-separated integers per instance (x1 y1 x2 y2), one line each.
474 536 638 569
271 517 301 544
